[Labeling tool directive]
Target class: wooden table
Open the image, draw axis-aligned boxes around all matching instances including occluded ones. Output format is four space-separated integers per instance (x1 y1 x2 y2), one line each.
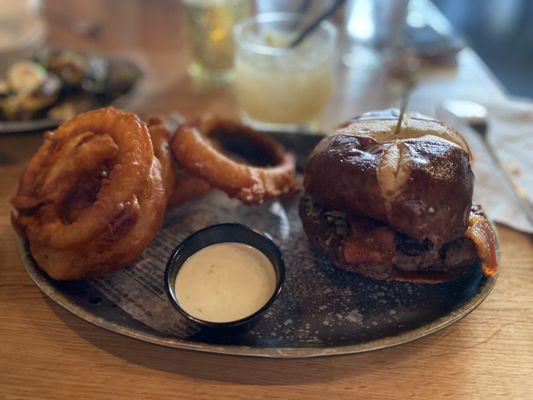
1 1 532 399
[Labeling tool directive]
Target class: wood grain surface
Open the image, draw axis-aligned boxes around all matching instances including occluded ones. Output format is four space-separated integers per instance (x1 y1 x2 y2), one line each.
1 1 532 399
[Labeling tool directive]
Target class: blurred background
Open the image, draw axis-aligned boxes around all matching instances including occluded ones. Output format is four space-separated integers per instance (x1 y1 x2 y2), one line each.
1 0 532 130
434 0 533 99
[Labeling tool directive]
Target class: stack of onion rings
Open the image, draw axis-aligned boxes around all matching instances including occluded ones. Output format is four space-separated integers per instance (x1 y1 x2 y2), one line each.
170 115 297 205
12 109 297 280
11 108 169 280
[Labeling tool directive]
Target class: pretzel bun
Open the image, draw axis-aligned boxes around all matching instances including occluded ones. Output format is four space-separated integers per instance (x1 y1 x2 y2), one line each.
299 109 492 283
304 109 473 246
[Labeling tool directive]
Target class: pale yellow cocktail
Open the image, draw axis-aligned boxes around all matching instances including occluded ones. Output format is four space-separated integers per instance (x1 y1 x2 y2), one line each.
233 14 337 132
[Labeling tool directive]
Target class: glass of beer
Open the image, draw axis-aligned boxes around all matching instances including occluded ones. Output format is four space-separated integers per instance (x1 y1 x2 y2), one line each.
182 0 252 83
233 13 337 132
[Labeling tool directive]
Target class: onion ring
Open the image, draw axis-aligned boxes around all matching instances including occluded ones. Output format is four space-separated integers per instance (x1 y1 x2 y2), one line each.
170 115 297 205
11 107 167 280
168 171 212 208
147 116 176 203
146 116 211 208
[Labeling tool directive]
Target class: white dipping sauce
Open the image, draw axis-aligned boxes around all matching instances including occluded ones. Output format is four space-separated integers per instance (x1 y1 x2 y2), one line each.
174 242 277 323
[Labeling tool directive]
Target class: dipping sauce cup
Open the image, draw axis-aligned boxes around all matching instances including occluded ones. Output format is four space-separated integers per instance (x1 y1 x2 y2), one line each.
165 224 285 332
233 13 337 133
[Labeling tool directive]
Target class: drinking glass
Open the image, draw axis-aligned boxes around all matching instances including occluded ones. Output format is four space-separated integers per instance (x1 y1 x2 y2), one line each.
233 13 337 133
344 0 410 67
182 0 252 83
0 0 46 74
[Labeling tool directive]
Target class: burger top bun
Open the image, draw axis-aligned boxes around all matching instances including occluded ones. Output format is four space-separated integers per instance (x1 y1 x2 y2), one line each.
304 109 474 246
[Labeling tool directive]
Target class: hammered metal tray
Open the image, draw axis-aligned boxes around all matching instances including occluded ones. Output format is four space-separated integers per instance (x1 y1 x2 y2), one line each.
17 132 499 358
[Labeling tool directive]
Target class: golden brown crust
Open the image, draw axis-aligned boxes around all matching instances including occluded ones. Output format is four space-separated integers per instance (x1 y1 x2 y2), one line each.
170 115 297 205
167 170 212 208
146 116 213 208
147 116 176 204
11 108 167 280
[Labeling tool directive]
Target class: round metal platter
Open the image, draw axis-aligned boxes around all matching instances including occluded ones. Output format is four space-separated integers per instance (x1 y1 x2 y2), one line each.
15 132 499 358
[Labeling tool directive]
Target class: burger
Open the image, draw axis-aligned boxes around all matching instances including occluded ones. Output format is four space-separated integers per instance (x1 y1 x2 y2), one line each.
299 109 498 282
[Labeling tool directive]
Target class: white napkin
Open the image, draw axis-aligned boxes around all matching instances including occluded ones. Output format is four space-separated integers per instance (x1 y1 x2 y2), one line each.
439 99 533 234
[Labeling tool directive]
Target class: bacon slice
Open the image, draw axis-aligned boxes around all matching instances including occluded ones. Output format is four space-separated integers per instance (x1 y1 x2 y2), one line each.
342 215 396 265
465 213 499 277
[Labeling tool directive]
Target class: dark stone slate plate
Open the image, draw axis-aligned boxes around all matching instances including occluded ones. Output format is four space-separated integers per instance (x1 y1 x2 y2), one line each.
16 132 499 358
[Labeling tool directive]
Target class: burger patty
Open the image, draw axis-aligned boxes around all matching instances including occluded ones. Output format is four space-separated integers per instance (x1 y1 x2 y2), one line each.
299 194 478 281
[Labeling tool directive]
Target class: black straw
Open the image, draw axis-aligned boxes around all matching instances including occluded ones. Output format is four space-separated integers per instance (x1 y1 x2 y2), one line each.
289 0 346 48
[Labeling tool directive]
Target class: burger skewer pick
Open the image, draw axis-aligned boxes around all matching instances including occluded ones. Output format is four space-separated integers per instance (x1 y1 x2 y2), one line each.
300 82 499 282
393 89 409 136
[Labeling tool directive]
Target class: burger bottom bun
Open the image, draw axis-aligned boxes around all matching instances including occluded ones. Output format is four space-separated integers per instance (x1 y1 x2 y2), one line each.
299 194 478 284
